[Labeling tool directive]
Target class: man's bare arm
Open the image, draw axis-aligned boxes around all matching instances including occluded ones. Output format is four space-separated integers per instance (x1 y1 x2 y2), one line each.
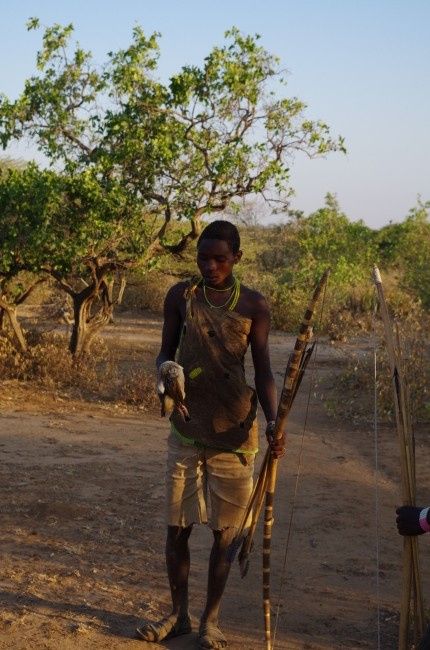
250 294 285 458
156 283 186 369
250 295 277 422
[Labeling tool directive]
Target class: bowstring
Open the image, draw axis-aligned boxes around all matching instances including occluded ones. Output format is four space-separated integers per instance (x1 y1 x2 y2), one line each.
271 278 328 649
373 291 382 650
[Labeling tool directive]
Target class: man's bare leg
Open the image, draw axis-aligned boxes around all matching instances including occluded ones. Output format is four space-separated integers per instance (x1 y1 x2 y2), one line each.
166 524 193 617
136 524 192 642
199 527 236 649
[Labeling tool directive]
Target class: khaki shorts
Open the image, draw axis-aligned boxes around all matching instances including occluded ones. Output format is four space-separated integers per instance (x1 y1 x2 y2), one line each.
166 431 255 530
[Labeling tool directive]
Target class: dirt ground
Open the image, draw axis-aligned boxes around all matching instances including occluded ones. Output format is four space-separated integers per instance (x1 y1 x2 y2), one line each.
1 311 429 649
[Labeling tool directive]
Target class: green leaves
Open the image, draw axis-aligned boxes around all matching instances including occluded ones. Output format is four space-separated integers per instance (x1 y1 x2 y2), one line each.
26 17 40 31
0 20 104 166
0 20 344 279
0 164 145 280
378 201 430 307
272 193 377 292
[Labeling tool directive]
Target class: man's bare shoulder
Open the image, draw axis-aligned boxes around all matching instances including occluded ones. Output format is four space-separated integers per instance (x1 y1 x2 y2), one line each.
165 280 189 302
239 284 270 319
163 281 189 317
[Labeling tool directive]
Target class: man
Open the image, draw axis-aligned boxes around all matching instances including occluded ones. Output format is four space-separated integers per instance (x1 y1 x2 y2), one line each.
137 220 285 649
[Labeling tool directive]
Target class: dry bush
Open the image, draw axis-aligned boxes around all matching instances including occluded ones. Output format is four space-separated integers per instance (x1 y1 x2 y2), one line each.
0 330 159 409
239 270 308 332
325 283 374 341
327 310 372 342
0 336 23 376
120 272 179 313
325 275 429 342
118 368 158 411
0 331 116 398
38 283 73 322
243 269 375 338
375 311 430 423
326 307 430 424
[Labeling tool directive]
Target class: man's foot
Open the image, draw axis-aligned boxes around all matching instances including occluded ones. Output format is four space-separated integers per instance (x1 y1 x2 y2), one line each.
136 613 191 642
198 620 228 649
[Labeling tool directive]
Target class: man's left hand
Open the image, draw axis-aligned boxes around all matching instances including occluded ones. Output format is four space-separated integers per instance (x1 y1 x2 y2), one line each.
265 421 286 459
396 506 425 536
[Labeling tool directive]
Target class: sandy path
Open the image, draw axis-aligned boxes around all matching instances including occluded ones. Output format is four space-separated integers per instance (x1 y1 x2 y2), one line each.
1 313 429 649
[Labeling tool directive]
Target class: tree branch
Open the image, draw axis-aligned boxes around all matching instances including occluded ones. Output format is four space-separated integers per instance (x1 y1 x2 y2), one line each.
15 277 48 306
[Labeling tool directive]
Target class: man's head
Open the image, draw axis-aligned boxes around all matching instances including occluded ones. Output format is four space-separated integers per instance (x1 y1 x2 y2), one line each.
196 220 242 287
197 220 241 254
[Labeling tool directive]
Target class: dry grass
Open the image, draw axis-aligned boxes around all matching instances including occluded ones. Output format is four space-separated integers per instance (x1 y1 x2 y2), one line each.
325 310 430 424
0 330 158 411
118 368 158 410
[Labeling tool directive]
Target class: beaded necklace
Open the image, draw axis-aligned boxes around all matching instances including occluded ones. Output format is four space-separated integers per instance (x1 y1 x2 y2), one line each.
204 281 235 292
201 276 240 311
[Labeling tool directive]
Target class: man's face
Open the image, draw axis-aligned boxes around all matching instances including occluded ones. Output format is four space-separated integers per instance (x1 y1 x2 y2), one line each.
196 238 241 286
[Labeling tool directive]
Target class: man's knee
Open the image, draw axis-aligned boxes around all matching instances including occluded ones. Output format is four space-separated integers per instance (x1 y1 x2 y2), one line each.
166 525 193 548
212 527 236 550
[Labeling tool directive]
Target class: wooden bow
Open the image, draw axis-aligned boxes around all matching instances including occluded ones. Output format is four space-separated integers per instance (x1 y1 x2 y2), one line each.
229 269 330 650
373 266 425 649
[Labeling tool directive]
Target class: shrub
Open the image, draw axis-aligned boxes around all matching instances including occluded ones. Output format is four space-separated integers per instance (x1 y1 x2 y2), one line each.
0 331 115 396
327 305 430 424
118 368 158 410
0 329 159 410
121 272 185 314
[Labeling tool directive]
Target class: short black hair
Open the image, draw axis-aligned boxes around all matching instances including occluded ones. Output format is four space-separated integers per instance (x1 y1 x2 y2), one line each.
197 220 240 254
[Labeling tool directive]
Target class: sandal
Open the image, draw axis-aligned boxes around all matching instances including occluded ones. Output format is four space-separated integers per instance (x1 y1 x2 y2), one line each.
136 613 192 642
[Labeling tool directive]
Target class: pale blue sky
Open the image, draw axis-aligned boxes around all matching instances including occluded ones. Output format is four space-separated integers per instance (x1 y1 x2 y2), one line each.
1 0 429 227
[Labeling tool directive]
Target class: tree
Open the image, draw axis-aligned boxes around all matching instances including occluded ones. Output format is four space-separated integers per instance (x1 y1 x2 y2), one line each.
0 164 56 350
255 194 376 284
0 164 144 355
0 158 37 350
400 202 430 308
0 20 344 354
378 201 430 308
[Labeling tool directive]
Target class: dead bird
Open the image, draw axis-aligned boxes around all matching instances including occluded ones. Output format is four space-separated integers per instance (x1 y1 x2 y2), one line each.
157 361 190 421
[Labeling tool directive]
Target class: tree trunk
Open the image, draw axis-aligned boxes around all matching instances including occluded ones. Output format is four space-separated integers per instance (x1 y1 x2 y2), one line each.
0 278 47 353
0 299 27 352
69 289 114 357
50 263 120 358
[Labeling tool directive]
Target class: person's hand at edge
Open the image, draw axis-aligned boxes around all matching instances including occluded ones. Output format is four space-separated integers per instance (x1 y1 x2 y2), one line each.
396 505 430 536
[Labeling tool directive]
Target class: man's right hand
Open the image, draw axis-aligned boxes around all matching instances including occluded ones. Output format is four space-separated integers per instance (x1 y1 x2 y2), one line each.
265 421 286 459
